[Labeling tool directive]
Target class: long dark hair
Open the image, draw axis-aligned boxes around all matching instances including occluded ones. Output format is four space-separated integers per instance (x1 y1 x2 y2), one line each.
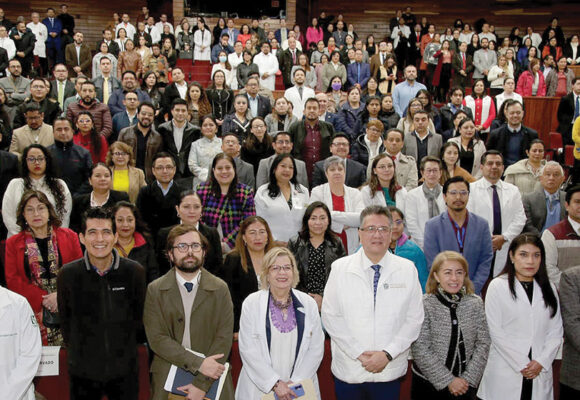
75 111 103 159
298 201 338 243
231 216 275 273
499 233 558 318
244 117 272 149
21 144 67 218
440 141 461 183
111 200 153 244
267 154 302 198
16 189 62 231
366 153 400 199
208 153 239 199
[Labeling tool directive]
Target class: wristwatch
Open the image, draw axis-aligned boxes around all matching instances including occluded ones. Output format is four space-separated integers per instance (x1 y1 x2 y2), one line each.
382 350 393 361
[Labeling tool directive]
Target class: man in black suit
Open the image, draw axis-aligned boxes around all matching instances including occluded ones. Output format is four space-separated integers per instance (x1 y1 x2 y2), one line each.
244 76 271 118
278 37 302 89
312 133 366 188
10 21 36 77
157 99 200 183
487 99 538 167
95 28 119 58
13 77 61 129
523 161 567 236
133 22 152 47
49 63 75 110
161 67 187 117
92 56 121 103
557 77 580 146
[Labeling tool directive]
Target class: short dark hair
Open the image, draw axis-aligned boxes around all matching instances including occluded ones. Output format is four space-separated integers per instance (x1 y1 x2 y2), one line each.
122 70 137 80
413 109 429 118
166 224 209 254
53 116 72 128
81 207 115 235
171 98 188 109
304 97 319 107
360 205 392 226
480 149 504 165
293 67 305 77
24 102 42 114
443 176 470 194
331 133 350 143
385 128 404 141
572 77 580 85
137 101 155 114
152 151 176 167
222 132 239 142
566 185 580 203
274 131 292 142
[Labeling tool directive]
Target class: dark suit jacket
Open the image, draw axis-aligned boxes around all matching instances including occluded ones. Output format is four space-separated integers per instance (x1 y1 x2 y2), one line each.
235 157 255 188
92 75 122 103
10 29 35 63
70 190 129 232
49 79 76 102
42 17 62 47
96 40 120 58
346 62 371 89
369 52 387 78
451 52 474 87
278 48 302 88
13 97 61 129
439 105 474 133
133 31 152 47
136 181 183 237
157 120 200 179
0 150 19 242
522 188 567 236
65 43 92 78
487 125 539 163
0 47 8 78
160 82 183 115
244 94 272 118
312 157 366 188
557 92 576 145
288 120 335 161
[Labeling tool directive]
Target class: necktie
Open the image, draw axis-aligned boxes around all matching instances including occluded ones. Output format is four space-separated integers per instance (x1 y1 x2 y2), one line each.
57 81 64 109
548 193 559 212
491 185 502 235
292 50 296 64
462 53 466 70
391 155 397 162
575 95 579 121
50 18 53 26
381 53 385 65
357 63 361 82
298 86 303 100
103 77 110 104
371 265 381 303
184 282 193 292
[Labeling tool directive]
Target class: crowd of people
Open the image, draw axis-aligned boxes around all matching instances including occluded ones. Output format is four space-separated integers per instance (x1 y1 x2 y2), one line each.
1 4 580 400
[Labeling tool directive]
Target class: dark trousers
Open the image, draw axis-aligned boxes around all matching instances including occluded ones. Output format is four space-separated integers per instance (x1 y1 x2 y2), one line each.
560 383 580 400
334 376 400 400
411 372 477 400
70 373 138 400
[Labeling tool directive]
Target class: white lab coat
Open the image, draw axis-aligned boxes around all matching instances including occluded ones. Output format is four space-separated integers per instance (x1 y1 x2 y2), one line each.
253 52 279 91
145 25 161 44
477 276 563 400
193 29 211 61
115 22 136 41
467 178 526 276
188 136 222 189
321 249 424 383
404 185 445 249
0 286 42 400
26 22 47 58
210 63 233 87
235 289 325 400
390 25 411 49
310 183 364 254
359 184 407 214
283 85 315 120
228 52 244 90
255 183 309 242
0 37 16 60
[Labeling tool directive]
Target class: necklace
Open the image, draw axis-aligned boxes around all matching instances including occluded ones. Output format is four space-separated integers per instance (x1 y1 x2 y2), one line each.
271 292 292 310
269 293 296 333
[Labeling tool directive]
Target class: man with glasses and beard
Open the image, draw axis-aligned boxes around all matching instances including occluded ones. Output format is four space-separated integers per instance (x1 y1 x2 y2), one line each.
144 224 234 400
66 81 113 139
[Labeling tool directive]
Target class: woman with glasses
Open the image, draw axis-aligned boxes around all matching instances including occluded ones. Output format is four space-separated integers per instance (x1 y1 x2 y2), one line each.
360 153 407 209
2 145 72 237
73 111 108 164
241 117 274 175
236 247 325 400
5 190 82 345
105 141 146 203
221 216 275 335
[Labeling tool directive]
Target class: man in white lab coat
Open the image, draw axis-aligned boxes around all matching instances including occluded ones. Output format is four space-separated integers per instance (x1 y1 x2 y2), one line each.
322 205 424 400
0 285 42 400
253 41 279 91
283 68 314 120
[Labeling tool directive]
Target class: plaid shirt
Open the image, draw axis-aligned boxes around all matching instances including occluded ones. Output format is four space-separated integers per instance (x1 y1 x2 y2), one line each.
197 182 256 248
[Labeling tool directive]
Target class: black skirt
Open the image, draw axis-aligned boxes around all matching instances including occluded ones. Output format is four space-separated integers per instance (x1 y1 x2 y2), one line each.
411 371 477 400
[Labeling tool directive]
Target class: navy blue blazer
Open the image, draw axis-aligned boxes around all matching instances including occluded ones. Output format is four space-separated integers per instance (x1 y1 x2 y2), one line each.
346 62 371 89
423 211 493 294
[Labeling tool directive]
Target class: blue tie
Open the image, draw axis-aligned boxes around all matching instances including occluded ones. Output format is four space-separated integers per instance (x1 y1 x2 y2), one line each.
184 282 193 293
371 265 381 303
575 95 580 121
357 63 361 82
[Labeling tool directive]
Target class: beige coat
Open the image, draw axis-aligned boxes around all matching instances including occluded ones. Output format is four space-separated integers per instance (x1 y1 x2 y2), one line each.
143 268 234 400
9 123 54 159
110 165 146 203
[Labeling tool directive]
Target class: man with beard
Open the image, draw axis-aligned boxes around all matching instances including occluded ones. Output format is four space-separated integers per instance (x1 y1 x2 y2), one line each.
65 31 91 78
58 207 146 400
119 102 162 182
473 38 497 82
107 70 151 116
13 77 60 129
143 224 234 400
0 59 30 107
67 81 112 139
423 176 494 294
9 101 54 159
9 21 36 77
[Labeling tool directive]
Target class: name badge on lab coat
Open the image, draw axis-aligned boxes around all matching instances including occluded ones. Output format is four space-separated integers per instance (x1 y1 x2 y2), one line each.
36 346 61 376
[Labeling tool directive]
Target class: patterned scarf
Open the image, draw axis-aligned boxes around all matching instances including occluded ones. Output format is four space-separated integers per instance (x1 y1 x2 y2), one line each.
422 183 442 219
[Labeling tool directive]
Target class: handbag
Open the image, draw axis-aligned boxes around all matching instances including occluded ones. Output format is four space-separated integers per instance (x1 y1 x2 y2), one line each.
42 306 60 329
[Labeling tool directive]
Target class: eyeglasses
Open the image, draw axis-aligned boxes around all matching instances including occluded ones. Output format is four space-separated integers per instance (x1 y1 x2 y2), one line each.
447 190 469 197
270 264 292 273
173 242 203 253
24 205 48 214
332 142 349 147
113 152 128 157
26 156 46 164
359 226 391 234
275 140 291 145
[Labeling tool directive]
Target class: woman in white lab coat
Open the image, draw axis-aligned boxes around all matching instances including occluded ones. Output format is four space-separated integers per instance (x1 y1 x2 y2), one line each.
310 156 364 254
236 247 325 400
478 233 563 400
193 18 211 61
255 154 309 245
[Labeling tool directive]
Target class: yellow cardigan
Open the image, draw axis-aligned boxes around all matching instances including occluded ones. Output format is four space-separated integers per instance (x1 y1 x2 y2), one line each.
573 117 580 160
110 166 146 203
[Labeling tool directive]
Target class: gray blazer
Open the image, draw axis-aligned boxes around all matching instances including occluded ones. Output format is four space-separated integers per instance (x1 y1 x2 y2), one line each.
394 153 418 192
402 131 443 167
235 157 255 188
411 293 491 390
473 49 497 79
256 154 308 189
264 113 298 136
522 188 567 236
559 266 580 391
93 75 122 103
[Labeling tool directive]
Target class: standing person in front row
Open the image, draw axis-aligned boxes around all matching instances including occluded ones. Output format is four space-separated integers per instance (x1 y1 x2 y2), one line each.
57 207 146 400
477 233 563 400
236 247 325 400
144 224 234 400
411 251 490 399
322 205 424 400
